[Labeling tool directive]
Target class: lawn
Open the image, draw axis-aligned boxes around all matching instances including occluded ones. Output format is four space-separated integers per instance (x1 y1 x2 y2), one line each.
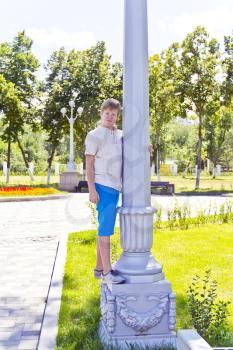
0 175 60 186
56 223 233 350
1 174 233 193
151 174 233 193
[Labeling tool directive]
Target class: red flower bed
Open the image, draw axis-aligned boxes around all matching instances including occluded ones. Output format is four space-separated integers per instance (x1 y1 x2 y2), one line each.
0 186 59 196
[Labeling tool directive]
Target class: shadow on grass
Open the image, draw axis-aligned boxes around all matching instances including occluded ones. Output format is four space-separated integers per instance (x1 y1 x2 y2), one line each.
68 231 96 246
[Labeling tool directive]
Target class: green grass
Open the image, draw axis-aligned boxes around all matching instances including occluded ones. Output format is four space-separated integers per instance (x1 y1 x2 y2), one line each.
56 223 233 350
1 174 233 193
151 174 233 193
0 175 60 187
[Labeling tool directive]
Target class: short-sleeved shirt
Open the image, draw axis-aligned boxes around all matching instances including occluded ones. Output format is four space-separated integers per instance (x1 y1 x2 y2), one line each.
84 125 123 191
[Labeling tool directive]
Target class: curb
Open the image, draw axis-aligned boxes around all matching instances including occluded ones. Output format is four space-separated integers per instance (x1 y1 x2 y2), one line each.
151 192 233 197
0 193 71 202
177 192 233 197
37 231 69 350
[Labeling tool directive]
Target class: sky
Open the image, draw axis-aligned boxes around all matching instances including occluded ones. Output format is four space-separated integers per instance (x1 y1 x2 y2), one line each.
0 0 232 79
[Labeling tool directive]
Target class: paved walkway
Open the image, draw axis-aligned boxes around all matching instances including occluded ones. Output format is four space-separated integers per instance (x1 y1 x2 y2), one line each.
0 193 231 349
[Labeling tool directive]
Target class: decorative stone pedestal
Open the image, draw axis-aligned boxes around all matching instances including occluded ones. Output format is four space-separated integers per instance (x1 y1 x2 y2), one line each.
59 172 84 192
98 206 176 349
99 280 176 350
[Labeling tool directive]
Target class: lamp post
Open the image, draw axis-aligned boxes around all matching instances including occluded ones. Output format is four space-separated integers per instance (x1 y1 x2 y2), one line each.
61 101 83 172
98 1 176 348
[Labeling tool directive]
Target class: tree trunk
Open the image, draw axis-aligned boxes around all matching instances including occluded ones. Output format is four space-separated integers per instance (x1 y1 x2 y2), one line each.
6 139 11 184
156 129 161 181
47 145 56 185
195 115 202 190
16 136 34 181
81 153 86 180
212 159 217 179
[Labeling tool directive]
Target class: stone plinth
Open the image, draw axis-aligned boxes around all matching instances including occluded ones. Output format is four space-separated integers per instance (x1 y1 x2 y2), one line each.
59 172 84 192
99 280 176 349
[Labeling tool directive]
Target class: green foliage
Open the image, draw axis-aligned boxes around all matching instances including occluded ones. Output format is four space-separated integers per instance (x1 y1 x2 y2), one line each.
165 120 197 172
167 201 191 230
205 106 233 173
0 27 232 181
149 44 180 176
187 270 231 346
222 32 233 105
154 199 233 231
41 41 123 171
86 201 98 228
0 31 40 138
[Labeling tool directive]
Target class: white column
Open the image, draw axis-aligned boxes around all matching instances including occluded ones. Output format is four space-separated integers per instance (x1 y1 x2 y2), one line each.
69 118 74 164
29 162 34 175
66 115 77 172
98 1 176 348
122 0 151 207
115 0 161 280
55 163 60 175
2 161 7 176
216 164 221 176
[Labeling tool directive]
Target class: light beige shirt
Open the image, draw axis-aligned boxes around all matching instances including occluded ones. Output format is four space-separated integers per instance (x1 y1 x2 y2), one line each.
84 125 123 191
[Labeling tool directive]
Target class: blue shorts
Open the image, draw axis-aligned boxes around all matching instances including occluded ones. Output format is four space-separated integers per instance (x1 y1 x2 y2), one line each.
95 182 120 236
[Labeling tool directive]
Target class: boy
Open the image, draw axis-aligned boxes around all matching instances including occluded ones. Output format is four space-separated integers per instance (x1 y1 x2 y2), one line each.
85 98 153 284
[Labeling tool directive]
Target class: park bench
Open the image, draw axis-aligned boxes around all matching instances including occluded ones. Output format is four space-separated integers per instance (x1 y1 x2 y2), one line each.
150 181 175 195
75 180 89 193
75 180 175 194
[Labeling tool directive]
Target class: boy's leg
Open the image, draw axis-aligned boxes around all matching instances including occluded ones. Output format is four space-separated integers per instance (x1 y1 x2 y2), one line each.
95 236 103 270
97 236 112 274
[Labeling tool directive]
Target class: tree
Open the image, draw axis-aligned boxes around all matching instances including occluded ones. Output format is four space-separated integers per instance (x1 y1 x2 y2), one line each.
0 31 39 182
149 43 180 180
177 26 221 189
165 119 197 175
222 32 233 105
206 106 233 177
0 74 25 182
42 41 117 183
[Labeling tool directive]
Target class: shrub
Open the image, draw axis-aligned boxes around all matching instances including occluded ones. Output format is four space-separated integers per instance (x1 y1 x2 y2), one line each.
187 270 231 346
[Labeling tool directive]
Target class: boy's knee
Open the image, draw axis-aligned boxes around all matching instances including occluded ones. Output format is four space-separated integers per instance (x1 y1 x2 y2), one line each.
98 236 110 242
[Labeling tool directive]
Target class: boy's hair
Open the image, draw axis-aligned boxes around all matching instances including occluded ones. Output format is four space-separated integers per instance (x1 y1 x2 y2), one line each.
100 98 122 115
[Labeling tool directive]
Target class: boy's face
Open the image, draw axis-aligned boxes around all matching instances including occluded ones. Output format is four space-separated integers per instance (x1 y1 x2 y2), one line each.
101 107 118 129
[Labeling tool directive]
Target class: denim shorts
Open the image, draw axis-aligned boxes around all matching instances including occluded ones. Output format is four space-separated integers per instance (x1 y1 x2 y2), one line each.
95 182 120 236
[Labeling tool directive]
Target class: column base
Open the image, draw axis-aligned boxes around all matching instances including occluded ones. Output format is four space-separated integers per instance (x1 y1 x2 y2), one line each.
99 279 176 350
112 252 164 283
59 172 84 192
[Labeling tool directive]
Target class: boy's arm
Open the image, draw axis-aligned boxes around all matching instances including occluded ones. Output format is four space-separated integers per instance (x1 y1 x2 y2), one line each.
85 155 96 193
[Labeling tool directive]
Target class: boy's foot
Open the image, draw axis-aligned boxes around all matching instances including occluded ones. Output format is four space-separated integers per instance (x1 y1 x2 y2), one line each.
93 268 119 279
101 270 126 284
94 268 103 279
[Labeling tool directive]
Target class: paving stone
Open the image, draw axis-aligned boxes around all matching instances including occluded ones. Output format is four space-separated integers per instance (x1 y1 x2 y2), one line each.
23 323 41 332
0 330 21 341
0 310 10 317
0 318 16 328
0 342 19 350
17 338 38 349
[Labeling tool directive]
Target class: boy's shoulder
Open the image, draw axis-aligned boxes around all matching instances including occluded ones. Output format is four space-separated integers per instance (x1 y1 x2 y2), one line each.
86 127 123 142
85 127 106 144
86 126 104 137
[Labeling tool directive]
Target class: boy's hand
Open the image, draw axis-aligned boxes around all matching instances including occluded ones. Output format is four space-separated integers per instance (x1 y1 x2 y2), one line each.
89 189 99 204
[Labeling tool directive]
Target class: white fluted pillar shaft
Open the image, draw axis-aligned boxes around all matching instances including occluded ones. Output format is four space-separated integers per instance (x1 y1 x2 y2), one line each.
122 0 151 208
115 0 160 277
